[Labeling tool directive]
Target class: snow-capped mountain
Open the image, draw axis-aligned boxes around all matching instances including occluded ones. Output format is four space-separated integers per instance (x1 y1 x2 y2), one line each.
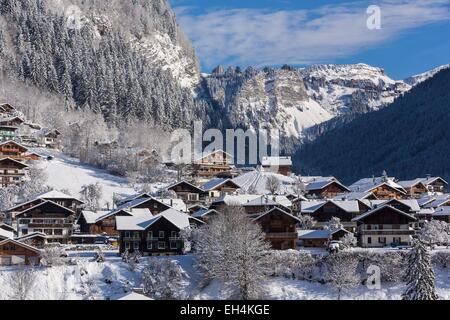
405 64 450 86
202 64 411 139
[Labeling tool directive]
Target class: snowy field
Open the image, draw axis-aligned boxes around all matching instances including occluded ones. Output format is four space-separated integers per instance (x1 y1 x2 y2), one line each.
0 252 448 300
34 149 137 208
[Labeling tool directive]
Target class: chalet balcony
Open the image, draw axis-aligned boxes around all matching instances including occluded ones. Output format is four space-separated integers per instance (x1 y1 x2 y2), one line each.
359 229 415 236
122 237 141 241
28 223 73 228
265 232 298 239
169 236 182 241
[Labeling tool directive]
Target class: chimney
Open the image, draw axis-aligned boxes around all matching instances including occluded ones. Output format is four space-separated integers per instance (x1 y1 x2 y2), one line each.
426 174 431 181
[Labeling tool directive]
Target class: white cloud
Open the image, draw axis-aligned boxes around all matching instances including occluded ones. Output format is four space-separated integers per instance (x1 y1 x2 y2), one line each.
175 0 450 68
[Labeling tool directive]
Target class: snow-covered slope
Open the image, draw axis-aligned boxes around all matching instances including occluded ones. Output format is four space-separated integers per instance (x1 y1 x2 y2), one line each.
203 64 410 139
405 64 450 86
233 169 296 194
36 150 137 208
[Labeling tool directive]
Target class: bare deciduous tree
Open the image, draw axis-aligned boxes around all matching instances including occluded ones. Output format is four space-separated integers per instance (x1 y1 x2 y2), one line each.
195 206 271 300
265 176 280 194
6 267 36 300
326 253 360 300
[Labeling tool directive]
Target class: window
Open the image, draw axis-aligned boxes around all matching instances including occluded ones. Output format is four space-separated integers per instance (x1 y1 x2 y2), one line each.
367 237 372 244
159 231 165 239
54 229 63 236
171 231 178 238
22 229 28 235
158 242 166 250
133 232 140 239
378 237 386 244
133 242 139 250
147 231 153 240
125 242 130 249
170 241 178 250
147 241 153 250
188 193 199 201
44 229 53 235
124 231 131 238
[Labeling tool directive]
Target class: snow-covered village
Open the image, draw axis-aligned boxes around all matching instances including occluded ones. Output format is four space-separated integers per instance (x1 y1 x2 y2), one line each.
0 0 450 309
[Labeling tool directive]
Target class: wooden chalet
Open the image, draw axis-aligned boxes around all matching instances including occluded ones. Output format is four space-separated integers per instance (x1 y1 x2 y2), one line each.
398 179 428 198
261 156 293 176
0 140 29 160
15 232 48 248
15 200 77 243
191 208 220 222
352 205 416 248
252 207 300 250
242 195 292 215
36 128 61 149
301 200 362 232
0 103 17 115
305 178 350 198
167 180 207 204
0 116 24 127
116 208 204 255
0 157 28 187
200 178 241 201
298 228 352 248
349 177 407 200
78 209 135 236
190 150 234 178
0 238 41 265
420 176 448 193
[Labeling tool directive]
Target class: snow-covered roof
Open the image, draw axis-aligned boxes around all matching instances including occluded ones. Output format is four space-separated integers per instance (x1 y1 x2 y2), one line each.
157 198 187 212
332 191 375 201
352 205 417 222
0 157 28 168
424 195 450 208
116 208 195 231
37 190 83 202
418 194 437 207
212 194 261 206
298 230 330 239
348 177 406 194
0 228 14 239
433 206 450 216
192 208 220 219
397 178 425 189
15 232 47 241
115 292 153 300
252 207 301 223
301 200 360 213
81 210 110 224
363 199 420 212
305 178 349 192
261 156 292 167
117 193 152 206
201 178 240 191
16 200 75 216
0 238 40 253
419 177 448 186
242 195 292 208
166 180 204 193
232 170 296 194
0 140 28 150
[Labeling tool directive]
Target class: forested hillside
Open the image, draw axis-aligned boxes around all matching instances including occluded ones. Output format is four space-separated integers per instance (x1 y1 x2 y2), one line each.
0 0 208 128
295 67 450 184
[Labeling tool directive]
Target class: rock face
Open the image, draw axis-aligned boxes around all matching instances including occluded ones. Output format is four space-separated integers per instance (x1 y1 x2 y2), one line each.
202 64 411 139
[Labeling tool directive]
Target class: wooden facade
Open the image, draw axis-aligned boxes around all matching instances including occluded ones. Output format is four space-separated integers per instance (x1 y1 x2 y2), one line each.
0 141 28 160
253 208 300 250
167 181 206 204
0 239 40 265
15 201 76 243
190 150 233 178
369 184 405 200
0 157 28 187
306 181 350 199
353 206 416 248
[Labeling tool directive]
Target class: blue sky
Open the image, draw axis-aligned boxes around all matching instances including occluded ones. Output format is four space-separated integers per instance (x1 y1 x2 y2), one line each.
169 0 450 79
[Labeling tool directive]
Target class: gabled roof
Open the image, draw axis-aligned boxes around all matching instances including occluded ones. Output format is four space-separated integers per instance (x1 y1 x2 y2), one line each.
298 229 330 239
0 157 28 168
156 198 187 212
366 199 421 212
419 177 448 186
192 208 220 219
37 190 84 203
110 196 170 216
201 178 240 191
15 232 47 242
301 200 360 213
116 208 201 231
0 140 28 151
242 195 292 209
397 178 427 189
0 223 15 232
349 177 407 194
424 194 450 208
15 200 75 217
305 179 350 192
194 149 233 162
166 180 204 193
116 193 152 206
352 205 416 222
252 207 301 223
0 238 41 253
333 191 377 201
